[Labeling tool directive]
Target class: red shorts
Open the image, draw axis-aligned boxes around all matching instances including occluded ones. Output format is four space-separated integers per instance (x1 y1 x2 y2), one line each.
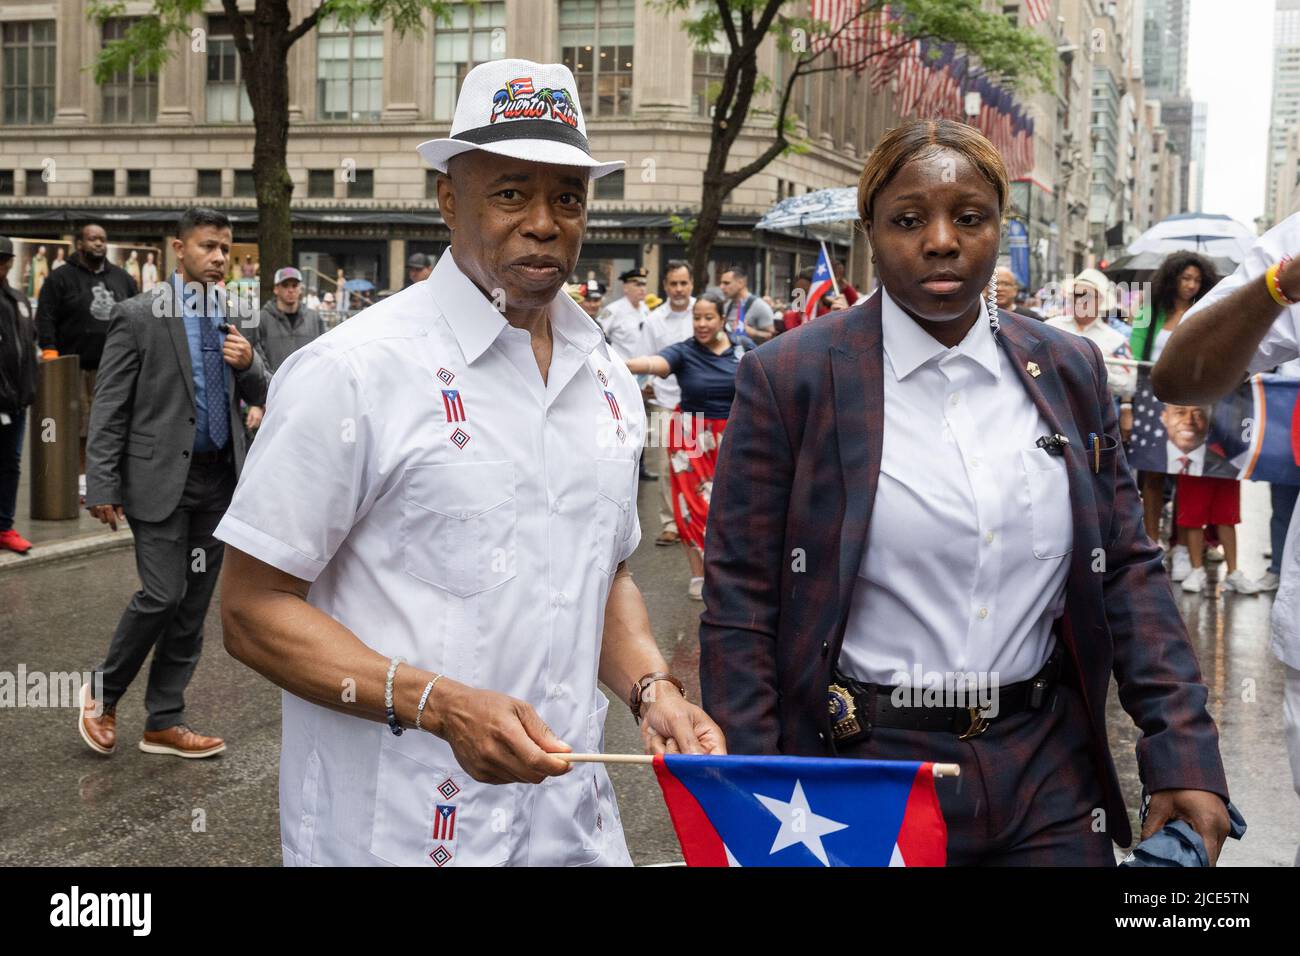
1175 475 1241 528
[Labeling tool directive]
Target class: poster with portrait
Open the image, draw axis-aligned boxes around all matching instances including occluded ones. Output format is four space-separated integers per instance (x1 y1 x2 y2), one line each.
9 237 72 302
1128 369 1300 485
106 243 163 292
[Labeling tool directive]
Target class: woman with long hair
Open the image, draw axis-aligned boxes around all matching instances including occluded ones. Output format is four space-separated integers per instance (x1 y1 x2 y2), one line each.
698 119 1230 865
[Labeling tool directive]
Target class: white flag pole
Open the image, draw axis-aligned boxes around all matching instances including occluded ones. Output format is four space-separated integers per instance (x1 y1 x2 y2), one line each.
555 753 961 777
820 239 841 298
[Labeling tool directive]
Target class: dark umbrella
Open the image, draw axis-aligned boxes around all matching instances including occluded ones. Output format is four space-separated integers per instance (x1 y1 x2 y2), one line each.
1103 251 1237 284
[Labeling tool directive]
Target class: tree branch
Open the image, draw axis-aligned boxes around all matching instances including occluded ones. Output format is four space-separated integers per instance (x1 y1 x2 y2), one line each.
285 6 322 49
220 0 251 57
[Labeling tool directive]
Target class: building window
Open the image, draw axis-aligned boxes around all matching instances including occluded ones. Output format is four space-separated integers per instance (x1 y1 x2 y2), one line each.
197 169 222 196
126 169 150 197
348 169 374 199
0 171 13 195
92 170 116 196
1 21 56 125
101 19 158 123
433 1 506 123
317 13 383 121
692 51 727 118
560 0 635 119
308 169 335 199
206 15 254 123
25 169 47 197
234 169 256 197
594 169 624 201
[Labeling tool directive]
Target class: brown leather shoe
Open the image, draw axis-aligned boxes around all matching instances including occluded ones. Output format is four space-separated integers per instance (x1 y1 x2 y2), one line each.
78 682 116 755
139 725 226 759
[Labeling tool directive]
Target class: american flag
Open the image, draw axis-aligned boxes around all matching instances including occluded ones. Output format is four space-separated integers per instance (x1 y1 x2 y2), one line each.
810 0 871 71
1022 0 1052 27
869 6 904 92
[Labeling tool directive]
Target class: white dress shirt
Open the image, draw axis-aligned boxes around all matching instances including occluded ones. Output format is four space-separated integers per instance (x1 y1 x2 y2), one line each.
597 295 650 361
1187 210 1300 669
1166 440 1206 476
839 288 1072 687
644 298 695 410
1044 314 1137 399
215 251 644 866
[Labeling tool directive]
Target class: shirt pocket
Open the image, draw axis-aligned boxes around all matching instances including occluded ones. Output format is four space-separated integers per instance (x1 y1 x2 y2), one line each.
1020 448 1074 560
593 457 635 575
369 733 519 867
401 460 517 597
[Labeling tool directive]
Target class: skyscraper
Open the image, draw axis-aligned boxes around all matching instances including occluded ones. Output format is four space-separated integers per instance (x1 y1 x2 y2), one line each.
1266 0 1300 225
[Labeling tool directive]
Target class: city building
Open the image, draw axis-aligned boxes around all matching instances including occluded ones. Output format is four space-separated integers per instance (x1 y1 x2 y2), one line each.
1266 0 1300 226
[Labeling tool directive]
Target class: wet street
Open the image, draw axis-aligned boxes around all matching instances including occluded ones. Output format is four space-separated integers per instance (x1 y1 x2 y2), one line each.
1 480 1296 866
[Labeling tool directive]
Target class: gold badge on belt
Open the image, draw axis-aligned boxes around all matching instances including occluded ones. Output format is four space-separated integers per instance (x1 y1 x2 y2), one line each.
828 683 861 741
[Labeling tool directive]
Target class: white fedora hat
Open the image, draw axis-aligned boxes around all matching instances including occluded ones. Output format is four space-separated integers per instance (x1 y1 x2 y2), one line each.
417 58 624 179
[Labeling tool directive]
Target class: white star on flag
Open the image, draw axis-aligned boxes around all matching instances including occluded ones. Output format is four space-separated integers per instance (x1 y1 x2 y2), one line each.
754 779 849 866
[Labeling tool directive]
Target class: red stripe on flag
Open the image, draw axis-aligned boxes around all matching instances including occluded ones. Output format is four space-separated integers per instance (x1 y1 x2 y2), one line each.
651 754 730 866
894 762 947 866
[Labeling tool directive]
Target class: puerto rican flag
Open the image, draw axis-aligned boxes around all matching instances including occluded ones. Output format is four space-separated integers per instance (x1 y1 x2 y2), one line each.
806 246 836 319
442 388 466 423
652 754 947 867
508 77 534 99
605 390 622 420
432 804 457 841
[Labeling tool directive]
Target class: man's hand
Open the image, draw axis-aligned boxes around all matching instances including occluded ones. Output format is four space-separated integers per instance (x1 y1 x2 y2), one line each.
638 683 727 756
221 325 254 370
426 679 573 785
89 504 125 531
1119 403 1133 443
246 405 264 430
1142 789 1232 865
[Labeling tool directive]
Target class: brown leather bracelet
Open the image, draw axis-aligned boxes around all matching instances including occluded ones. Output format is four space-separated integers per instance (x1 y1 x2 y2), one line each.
629 671 686 724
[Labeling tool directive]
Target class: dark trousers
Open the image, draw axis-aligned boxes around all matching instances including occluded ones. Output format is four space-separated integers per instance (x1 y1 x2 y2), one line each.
837 681 1115 866
1271 482 1300 575
96 455 235 731
0 409 25 532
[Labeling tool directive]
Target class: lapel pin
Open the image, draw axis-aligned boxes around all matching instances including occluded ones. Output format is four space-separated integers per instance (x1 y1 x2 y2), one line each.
1026 361 1041 378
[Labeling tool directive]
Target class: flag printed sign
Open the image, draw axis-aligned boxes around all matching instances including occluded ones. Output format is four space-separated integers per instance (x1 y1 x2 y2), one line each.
652 754 947 867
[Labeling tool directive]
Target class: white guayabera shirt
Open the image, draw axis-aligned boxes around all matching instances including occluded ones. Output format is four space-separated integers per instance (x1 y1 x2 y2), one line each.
1186 210 1300 670
215 252 644 866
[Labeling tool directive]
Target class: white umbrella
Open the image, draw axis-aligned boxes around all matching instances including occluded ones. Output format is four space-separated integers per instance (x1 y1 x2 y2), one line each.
755 187 858 237
1127 212 1256 263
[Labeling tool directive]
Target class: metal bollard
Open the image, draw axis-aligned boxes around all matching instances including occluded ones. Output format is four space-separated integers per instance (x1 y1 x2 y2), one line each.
29 354 81 520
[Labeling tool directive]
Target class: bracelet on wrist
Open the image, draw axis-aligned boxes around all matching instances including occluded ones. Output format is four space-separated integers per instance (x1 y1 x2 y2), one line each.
629 671 686 724
385 656 407 736
415 674 442 732
1266 257 1299 307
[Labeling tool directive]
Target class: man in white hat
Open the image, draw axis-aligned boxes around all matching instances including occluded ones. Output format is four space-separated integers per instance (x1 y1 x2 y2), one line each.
214 59 724 867
1046 269 1137 406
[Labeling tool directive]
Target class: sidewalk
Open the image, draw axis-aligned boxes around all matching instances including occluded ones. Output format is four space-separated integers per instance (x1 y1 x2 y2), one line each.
0 423 134 573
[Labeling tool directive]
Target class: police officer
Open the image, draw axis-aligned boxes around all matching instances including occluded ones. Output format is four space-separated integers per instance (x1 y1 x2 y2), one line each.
0 237 38 554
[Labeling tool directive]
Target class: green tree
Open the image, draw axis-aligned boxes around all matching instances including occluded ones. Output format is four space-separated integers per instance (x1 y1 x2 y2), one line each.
658 0 1055 284
89 1 452 302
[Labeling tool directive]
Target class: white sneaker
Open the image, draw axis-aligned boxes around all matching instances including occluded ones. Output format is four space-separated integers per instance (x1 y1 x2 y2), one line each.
1257 571 1282 592
1180 567 1207 593
1222 570 1262 595
1169 545 1192 582
688 577 704 601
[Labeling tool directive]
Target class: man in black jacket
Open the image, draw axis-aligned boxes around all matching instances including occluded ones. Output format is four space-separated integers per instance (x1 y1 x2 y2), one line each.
36 223 137 483
0 237 39 554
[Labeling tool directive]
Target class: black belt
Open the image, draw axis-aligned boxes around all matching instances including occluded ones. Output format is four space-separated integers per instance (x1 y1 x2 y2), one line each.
828 646 1064 743
190 445 231 465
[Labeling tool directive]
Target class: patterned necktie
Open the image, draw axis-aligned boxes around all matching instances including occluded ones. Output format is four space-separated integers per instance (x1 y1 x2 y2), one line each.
200 316 230 449
1178 455 1191 475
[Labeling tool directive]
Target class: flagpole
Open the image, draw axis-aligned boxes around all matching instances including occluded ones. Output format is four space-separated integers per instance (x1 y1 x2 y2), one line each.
556 753 961 777
820 239 841 298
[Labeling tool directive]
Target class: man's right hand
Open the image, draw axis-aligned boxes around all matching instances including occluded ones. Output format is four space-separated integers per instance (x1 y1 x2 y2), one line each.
89 504 125 531
426 679 573 785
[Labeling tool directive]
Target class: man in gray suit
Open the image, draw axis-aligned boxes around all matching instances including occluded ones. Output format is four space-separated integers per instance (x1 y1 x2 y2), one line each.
78 207 269 759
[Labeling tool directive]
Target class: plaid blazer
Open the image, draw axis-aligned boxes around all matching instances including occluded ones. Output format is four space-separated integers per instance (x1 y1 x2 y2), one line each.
699 290 1229 846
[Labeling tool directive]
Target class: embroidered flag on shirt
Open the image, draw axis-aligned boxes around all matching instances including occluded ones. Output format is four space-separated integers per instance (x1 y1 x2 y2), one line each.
605 390 622 420
433 804 457 841
442 389 467 423
652 754 947 867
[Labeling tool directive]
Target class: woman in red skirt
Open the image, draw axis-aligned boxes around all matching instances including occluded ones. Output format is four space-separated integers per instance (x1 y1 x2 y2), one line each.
625 289 755 600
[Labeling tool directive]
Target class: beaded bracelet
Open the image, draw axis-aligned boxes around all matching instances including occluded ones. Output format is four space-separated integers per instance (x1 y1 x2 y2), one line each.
415 674 442 732
1266 256 1298 307
385 656 407 736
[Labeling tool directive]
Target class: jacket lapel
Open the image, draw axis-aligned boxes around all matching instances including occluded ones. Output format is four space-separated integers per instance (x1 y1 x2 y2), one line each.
830 293 885 624
161 283 197 407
